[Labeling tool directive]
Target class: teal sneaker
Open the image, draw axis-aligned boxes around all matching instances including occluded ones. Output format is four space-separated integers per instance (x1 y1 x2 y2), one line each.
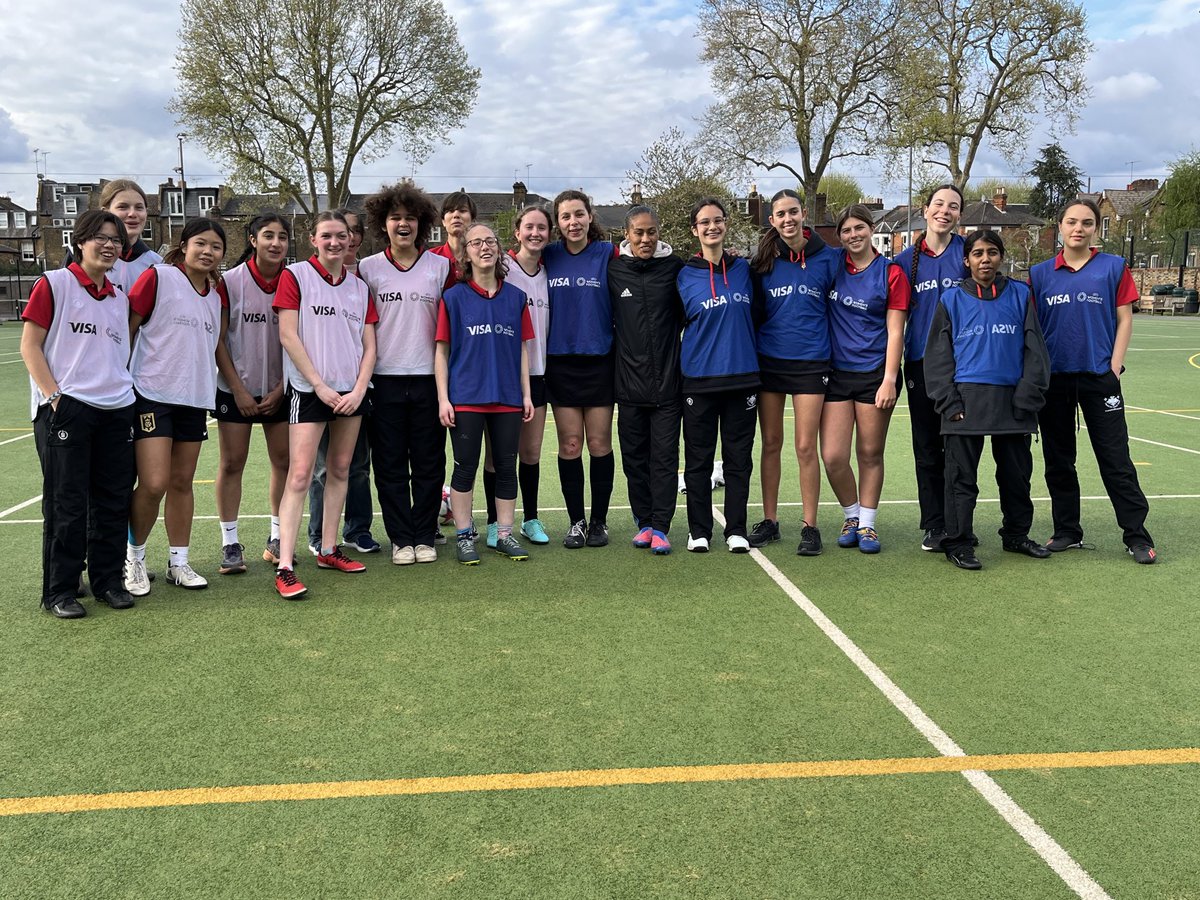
520 518 550 545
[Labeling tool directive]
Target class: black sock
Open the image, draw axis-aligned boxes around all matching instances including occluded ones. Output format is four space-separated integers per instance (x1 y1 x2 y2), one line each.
558 456 585 523
589 451 615 525
519 461 540 520
482 468 497 524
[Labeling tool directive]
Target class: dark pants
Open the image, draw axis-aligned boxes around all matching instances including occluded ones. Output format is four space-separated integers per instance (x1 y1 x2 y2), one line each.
368 375 445 548
308 413 373 547
1037 372 1152 548
682 389 756 540
904 360 946 532
450 411 522 501
34 398 135 605
943 433 1034 553
618 400 681 534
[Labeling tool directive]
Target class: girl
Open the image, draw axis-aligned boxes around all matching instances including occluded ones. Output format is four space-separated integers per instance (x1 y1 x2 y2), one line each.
542 189 617 548
924 230 1051 569
357 183 452 566
22 210 137 618
676 197 759 553
273 211 378 598
65 180 162 294
482 204 553 547
435 223 535 565
748 189 839 556
1030 199 1156 563
125 218 227 594
822 204 909 554
893 184 967 552
213 215 292 574
430 191 475 281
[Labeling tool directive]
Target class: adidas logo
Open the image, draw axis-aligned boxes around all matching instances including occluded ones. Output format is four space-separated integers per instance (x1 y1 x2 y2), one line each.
620 288 632 297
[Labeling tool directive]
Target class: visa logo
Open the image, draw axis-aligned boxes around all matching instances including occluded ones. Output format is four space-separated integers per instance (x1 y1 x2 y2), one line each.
992 324 1017 334
548 277 572 288
69 322 97 334
467 324 493 335
242 312 268 323
311 305 337 315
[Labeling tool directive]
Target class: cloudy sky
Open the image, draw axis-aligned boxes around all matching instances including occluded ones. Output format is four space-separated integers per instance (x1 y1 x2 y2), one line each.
0 0 1196 211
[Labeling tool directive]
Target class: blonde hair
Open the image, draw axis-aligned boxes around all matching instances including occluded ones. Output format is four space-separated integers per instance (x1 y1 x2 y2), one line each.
98 179 148 209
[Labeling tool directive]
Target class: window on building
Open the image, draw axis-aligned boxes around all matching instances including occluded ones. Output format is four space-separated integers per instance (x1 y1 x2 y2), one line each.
62 230 73 247
14 211 26 228
64 198 77 215
1189 253 1197 268
430 226 444 244
197 194 215 212
22 241 34 261
142 224 154 240
1101 216 1110 239
53 187 64 202
168 192 184 216
0 212 7 229
737 199 750 215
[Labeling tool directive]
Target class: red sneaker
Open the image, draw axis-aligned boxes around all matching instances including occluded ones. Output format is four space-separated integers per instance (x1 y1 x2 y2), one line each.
275 567 308 600
316 546 367 573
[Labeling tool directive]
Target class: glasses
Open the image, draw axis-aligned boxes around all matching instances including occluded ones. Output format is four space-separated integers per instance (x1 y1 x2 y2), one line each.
90 235 124 248
467 237 499 249
695 217 726 228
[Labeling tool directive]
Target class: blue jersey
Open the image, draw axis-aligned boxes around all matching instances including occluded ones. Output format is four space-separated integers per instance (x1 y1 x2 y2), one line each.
939 279 1031 387
441 281 528 408
1029 252 1127 375
829 254 904 372
677 254 757 382
543 240 614 356
754 241 838 361
894 234 967 362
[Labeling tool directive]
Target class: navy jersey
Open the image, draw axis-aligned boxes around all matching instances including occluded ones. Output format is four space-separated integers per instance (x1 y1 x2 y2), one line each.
939 280 1032 387
677 254 757 383
829 253 909 372
440 281 529 408
894 234 967 362
543 240 614 356
753 241 838 361
1030 252 1131 375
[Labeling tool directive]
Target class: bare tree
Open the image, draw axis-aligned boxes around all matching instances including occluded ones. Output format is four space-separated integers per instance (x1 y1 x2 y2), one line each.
170 0 480 213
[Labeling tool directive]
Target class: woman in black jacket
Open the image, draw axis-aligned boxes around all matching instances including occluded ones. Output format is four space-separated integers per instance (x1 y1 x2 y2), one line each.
609 206 684 554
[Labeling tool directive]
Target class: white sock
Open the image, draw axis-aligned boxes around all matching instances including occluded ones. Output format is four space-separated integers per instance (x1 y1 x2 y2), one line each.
270 516 281 540
859 506 878 529
127 542 147 562
220 520 239 546
842 503 861 520
169 545 189 567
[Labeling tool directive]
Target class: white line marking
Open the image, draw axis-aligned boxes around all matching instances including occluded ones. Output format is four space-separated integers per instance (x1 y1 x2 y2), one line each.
1126 405 1200 423
0 494 41 519
715 510 1113 899
0 432 33 447
1081 427 1200 457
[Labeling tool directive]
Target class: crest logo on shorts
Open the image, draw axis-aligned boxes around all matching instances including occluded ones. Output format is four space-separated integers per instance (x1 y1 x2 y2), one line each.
906 379 915 389
685 396 693 406
57 430 68 441
1104 395 1122 411
219 404 228 414
823 375 830 386
140 413 156 433
746 394 758 410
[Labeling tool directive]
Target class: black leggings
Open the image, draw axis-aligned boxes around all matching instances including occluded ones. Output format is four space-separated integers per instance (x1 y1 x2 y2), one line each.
450 411 522 498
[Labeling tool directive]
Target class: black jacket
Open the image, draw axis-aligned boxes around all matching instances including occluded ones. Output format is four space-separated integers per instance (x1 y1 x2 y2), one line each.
609 242 685 406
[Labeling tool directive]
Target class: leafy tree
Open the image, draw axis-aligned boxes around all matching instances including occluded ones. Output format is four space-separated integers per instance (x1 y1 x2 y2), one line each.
818 174 865 219
1026 143 1084 219
890 0 1091 187
171 0 479 213
1161 150 1200 234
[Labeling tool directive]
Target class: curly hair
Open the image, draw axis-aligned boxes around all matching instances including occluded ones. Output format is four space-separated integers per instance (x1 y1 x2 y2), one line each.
364 182 438 249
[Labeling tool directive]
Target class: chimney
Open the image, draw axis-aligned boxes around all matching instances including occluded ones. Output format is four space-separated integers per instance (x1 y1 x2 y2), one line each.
1127 178 1159 192
992 187 1008 212
863 196 884 211
631 182 643 205
815 192 828 224
512 180 527 207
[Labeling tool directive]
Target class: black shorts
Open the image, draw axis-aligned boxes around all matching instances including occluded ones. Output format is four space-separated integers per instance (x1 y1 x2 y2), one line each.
826 367 899 404
134 396 209 442
214 389 288 425
545 353 615 408
757 356 830 395
529 375 547 409
287 388 367 424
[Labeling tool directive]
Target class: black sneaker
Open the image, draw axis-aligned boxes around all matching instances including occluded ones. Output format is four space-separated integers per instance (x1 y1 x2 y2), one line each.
1045 534 1086 552
921 529 945 552
1128 544 1157 564
563 519 587 549
796 525 822 556
1003 538 1051 559
946 547 983 570
586 521 609 547
748 518 781 548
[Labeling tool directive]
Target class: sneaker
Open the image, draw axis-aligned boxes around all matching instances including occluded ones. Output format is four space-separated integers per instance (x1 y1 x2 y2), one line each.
677 473 687 494
167 562 209 589
456 534 480 565
857 526 881 554
494 534 529 561
521 518 550 545
486 522 499 549
123 558 151 597
586 521 609 547
562 519 587 549
392 544 416 566
1128 544 1157 564
1003 537 1051 559
796 525 822 556
219 543 247 575
434 531 447 545
308 543 321 557
275 567 308 600
316 546 367 573
711 460 725 489
650 530 672 555
1046 534 1087 552
727 535 750 553
921 529 945 552
349 534 381 554
748 518 780 548
263 538 282 565
687 533 709 553
946 547 983 570
837 517 860 548
632 526 654 549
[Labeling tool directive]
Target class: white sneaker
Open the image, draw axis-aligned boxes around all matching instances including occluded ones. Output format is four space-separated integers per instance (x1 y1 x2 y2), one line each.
677 473 687 494
123 558 151 596
711 459 725 489
414 544 437 564
686 534 709 553
727 534 750 553
392 544 416 566
167 562 208 590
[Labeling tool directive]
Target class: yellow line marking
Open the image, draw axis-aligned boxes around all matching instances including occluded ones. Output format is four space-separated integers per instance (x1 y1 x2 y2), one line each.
1190 352 1200 370
0 428 33 432
3 747 1197 818
193 479 215 484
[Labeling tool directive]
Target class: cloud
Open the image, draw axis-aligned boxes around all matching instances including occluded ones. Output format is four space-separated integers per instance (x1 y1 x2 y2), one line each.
0 107 31 166
1094 72 1162 102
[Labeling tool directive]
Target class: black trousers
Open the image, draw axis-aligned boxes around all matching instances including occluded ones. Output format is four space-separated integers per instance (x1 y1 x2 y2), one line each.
682 389 757 540
1037 372 1152 548
449 411 521 500
943 433 1034 553
617 400 681 533
367 375 446 547
904 360 946 532
34 397 135 605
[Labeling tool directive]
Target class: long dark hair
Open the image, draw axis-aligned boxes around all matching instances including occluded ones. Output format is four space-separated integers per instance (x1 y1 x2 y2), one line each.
909 183 965 291
752 188 805 274
234 214 291 267
552 189 606 244
163 218 227 283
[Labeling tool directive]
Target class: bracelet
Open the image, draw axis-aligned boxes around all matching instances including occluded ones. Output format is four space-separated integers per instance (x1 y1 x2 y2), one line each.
46 390 61 406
